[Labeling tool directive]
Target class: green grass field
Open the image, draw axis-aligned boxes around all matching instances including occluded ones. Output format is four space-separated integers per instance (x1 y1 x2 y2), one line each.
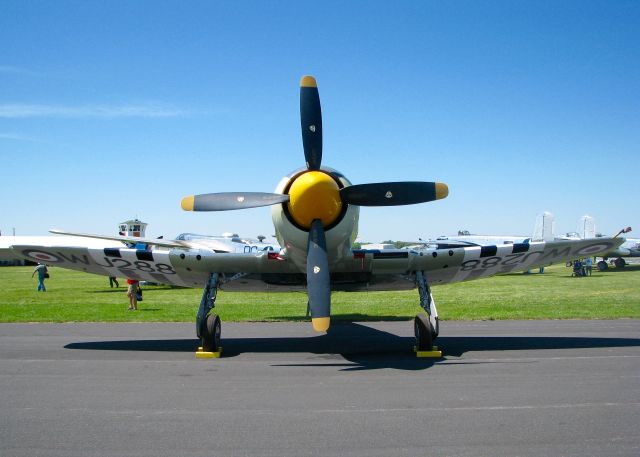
1 264 638 322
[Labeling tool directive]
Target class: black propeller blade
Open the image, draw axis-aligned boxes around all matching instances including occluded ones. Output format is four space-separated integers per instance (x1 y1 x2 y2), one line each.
181 192 290 212
340 182 449 206
306 219 330 332
300 76 323 170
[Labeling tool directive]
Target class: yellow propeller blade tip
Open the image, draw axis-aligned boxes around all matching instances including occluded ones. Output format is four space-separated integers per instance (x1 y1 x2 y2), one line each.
435 183 449 200
300 75 317 88
312 317 330 332
181 196 195 211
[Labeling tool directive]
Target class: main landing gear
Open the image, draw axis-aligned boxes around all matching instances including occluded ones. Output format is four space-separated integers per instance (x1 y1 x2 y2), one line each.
414 271 442 357
597 257 627 271
196 273 222 356
194 270 442 357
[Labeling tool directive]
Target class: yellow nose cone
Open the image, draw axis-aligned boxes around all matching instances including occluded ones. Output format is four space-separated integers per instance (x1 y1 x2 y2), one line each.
287 171 343 229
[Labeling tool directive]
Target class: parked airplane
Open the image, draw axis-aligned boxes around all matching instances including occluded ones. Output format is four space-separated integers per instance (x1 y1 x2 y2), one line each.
416 211 557 250
555 223 638 269
598 227 639 269
0 76 624 354
417 230 531 250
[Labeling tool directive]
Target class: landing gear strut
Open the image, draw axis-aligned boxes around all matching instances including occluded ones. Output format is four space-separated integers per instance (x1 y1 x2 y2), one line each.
414 270 439 352
197 273 221 353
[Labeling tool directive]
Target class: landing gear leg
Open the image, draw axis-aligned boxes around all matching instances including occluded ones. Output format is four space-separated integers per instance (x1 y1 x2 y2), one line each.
196 273 222 354
414 271 441 356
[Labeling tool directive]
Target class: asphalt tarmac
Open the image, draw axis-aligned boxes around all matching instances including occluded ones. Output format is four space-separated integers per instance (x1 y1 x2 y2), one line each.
1 320 639 457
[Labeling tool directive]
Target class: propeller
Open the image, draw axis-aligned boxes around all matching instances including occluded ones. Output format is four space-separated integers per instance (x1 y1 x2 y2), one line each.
300 75 323 170
341 181 448 206
181 75 449 333
181 192 289 212
306 219 331 332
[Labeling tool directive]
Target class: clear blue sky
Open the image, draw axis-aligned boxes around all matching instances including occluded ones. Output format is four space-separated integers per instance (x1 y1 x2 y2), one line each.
2 1 638 242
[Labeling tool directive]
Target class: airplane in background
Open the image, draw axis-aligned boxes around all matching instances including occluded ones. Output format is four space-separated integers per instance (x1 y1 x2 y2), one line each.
415 211 557 250
556 222 638 269
598 227 639 269
0 76 624 354
416 230 531 250
58 231 279 254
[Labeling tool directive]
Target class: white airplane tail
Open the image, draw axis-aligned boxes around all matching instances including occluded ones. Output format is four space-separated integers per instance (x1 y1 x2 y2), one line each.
532 211 555 242
577 214 596 239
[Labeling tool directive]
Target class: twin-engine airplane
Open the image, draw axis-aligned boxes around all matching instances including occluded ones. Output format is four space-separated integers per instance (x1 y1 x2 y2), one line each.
1 76 624 354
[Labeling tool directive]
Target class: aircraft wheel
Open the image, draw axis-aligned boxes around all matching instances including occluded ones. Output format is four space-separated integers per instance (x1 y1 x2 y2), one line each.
597 260 608 272
202 313 221 352
614 258 626 269
414 314 433 351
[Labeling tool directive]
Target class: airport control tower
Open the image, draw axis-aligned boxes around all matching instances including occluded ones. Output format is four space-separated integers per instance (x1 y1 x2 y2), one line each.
118 219 148 237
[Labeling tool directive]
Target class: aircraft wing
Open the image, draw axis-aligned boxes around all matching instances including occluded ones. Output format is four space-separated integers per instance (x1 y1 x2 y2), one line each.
404 236 624 285
4 235 623 291
4 238 299 289
49 230 193 249
322 237 620 290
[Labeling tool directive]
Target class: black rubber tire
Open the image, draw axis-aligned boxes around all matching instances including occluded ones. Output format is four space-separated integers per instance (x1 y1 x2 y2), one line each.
202 313 221 352
614 258 626 269
597 260 608 272
414 314 433 351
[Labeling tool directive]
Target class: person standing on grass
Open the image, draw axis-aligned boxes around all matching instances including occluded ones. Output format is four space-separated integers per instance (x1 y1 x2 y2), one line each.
584 257 593 276
126 278 139 310
31 263 48 291
109 276 119 288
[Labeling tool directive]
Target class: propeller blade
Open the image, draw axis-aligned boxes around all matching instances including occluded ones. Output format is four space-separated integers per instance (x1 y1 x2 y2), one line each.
300 75 323 170
340 182 449 206
307 219 331 332
181 192 290 211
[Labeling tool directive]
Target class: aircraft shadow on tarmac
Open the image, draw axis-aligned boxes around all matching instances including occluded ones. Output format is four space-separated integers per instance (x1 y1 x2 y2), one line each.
64 322 640 371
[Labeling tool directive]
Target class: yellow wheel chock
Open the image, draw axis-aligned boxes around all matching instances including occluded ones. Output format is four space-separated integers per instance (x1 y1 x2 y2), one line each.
414 345 443 358
195 346 223 359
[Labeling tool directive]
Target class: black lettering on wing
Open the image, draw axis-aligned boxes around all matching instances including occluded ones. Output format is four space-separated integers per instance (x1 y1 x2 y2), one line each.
94 257 115 268
110 258 134 269
56 252 90 265
502 253 525 266
155 263 176 275
540 247 571 262
522 251 543 264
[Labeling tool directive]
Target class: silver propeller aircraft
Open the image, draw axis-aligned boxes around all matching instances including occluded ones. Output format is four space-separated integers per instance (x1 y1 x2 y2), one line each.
1 76 624 354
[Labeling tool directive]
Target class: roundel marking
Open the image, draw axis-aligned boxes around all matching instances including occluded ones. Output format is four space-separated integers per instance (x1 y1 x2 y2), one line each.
313 266 321 274
22 250 62 263
575 242 613 256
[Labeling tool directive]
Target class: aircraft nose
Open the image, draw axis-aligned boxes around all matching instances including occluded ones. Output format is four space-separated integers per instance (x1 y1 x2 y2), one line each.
287 171 342 229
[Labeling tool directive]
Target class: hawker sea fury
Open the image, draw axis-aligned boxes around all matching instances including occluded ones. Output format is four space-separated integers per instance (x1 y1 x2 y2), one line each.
1 76 624 354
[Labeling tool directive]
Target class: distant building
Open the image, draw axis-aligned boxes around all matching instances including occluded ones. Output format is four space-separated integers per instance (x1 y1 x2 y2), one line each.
118 219 148 237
